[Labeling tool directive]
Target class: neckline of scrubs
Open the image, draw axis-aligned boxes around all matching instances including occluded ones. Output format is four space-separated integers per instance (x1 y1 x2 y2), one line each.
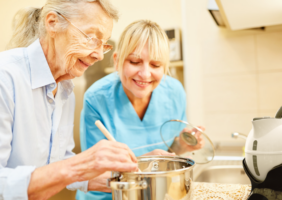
118 81 159 124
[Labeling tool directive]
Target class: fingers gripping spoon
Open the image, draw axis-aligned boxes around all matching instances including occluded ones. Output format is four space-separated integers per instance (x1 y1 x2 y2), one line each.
95 120 142 172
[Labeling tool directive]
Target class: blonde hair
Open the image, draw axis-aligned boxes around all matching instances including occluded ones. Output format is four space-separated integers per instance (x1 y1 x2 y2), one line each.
115 20 170 75
6 0 119 50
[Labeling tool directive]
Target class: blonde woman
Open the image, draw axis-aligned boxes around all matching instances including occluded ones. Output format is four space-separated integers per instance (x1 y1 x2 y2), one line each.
0 1 139 200
78 20 204 200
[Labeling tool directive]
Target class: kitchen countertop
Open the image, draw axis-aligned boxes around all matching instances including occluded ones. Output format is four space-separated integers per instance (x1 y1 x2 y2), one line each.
190 182 251 200
166 181 251 200
188 145 251 199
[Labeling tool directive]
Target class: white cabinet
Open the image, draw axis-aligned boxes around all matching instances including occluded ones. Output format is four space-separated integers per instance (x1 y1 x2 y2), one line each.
215 0 282 30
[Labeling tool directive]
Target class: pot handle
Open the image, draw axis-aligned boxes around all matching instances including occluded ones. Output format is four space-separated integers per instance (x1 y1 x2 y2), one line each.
107 177 148 190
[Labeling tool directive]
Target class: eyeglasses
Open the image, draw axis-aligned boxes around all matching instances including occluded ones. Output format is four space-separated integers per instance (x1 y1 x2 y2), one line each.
57 12 113 54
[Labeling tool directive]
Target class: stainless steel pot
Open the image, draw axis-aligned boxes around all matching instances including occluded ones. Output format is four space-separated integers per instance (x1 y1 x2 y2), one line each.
107 156 195 200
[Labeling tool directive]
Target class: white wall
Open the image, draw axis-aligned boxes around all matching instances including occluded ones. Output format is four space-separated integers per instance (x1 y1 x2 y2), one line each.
0 0 182 51
181 0 282 145
0 0 45 51
111 0 182 43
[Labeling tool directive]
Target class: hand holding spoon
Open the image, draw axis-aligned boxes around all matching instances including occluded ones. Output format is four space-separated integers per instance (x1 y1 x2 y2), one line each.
95 120 142 172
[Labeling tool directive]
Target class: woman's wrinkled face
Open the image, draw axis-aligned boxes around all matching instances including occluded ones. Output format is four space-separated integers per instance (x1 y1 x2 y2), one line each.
55 2 113 78
118 42 164 100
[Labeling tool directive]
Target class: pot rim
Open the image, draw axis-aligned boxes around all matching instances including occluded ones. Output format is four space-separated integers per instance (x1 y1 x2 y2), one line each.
120 155 195 175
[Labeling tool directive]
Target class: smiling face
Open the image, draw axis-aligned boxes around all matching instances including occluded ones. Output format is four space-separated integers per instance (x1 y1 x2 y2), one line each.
53 2 113 78
116 42 164 100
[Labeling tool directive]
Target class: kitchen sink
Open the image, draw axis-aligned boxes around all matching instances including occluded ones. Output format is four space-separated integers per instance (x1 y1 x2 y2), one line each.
193 156 251 185
194 165 250 184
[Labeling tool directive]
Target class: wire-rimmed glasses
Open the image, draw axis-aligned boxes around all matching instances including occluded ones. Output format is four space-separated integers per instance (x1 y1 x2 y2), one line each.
57 12 113 54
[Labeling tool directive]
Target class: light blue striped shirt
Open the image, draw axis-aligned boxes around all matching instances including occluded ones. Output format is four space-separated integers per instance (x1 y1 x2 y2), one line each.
0 39 87 200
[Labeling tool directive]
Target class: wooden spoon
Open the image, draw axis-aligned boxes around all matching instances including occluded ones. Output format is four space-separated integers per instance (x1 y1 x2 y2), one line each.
95 120 142 172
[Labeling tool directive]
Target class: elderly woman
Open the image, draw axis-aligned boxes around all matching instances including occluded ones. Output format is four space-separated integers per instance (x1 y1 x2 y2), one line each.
77 20 205 200
0 1 139 200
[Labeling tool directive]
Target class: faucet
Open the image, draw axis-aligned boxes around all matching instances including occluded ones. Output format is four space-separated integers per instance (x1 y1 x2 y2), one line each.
231 132 247 140
231 132 247 157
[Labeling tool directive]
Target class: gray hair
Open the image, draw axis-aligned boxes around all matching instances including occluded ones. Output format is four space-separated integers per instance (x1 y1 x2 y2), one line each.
6 0 119 50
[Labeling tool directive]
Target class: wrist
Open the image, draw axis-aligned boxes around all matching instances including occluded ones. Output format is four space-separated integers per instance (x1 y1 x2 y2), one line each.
59 157 84 184
170 137 187 155
88 179 98 191
88 173 111 193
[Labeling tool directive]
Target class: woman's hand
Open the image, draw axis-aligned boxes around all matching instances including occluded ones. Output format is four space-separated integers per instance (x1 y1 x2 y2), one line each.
87 150 176 192
179 126 205 152
169 126 206 155
28 140 136 200
68 140 138 182
142 149 175 156
88 171 112 193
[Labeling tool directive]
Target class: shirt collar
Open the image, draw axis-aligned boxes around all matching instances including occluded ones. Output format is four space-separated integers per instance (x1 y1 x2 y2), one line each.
60 80 75 97
27 39 75 96
27 39 56 89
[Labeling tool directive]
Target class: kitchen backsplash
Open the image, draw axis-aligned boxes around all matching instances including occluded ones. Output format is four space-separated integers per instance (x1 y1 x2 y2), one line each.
182 0 282 144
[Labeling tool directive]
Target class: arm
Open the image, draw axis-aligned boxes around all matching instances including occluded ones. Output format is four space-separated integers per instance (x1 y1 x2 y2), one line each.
169 83 205 155
0 73 69 199
87 171 112 193
0 74 138 200
0 72 39 200
27 140 138 199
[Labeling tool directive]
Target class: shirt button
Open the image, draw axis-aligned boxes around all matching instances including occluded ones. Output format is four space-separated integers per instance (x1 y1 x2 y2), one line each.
48 99 53 104
50 84 55 88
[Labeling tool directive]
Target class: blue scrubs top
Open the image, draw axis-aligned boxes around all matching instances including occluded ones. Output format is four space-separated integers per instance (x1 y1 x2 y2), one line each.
76 73 187 200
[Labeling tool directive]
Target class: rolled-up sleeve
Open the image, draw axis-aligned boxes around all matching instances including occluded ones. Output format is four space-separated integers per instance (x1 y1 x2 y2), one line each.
0 71 36 200
0 166 36 200
66 181 88 193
